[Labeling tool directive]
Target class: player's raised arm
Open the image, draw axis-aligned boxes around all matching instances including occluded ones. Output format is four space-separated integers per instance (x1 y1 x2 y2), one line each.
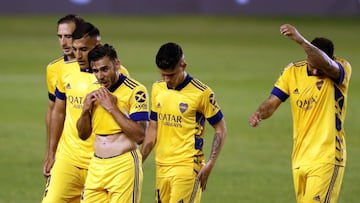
280 24 340 80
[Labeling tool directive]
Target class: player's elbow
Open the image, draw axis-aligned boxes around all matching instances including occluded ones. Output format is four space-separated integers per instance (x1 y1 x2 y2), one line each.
135 133 145 145
76 121 91 140
78 131 90 140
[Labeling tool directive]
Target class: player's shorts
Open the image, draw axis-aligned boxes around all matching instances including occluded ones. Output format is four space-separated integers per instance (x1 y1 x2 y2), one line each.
42 157 88 203
81 149 143 203
292 163 344 203
156 160 203 203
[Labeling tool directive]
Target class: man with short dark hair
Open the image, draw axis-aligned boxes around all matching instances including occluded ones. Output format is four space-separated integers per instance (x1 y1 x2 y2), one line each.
249 24 351 203
141 42 227 203
77 43 148 203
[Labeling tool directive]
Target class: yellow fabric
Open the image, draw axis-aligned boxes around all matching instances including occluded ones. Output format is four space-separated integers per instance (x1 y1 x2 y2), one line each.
293 164 344 203
156 164 202 203
46 56 64 100
151 75 223 167
42 158 88 203
55 60 97 168
81 150 143 203
274 58 351 168
89 75 149 135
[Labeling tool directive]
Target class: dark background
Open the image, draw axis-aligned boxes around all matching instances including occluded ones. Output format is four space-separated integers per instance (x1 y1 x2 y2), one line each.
1 0 360 16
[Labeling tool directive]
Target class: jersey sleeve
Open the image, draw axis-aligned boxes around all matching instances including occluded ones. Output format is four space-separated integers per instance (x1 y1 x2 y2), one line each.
202 88 223 126
55 63 66 100
129 84 149 121
336 58 351 87
46 63 57 102
272 63 292 102
149 82 159 121
120 65 130 77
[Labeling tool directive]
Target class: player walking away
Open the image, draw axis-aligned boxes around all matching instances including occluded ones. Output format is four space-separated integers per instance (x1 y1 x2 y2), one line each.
42 21 101 203
43 14 84 178
141 42 227 203
249 24 351 203
77 43 149 203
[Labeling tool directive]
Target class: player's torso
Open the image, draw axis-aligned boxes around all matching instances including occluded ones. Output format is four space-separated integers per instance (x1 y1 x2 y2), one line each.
57 62 97 167
153 81 207 165
283 62 345 166
91 75 149 135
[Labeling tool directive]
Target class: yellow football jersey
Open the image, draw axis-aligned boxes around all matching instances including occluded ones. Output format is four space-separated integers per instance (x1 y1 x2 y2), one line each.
55 59 98 168
55 60 130 168
272 58 351 168
46 56 67 101
89 74 149 135
150 74 223 166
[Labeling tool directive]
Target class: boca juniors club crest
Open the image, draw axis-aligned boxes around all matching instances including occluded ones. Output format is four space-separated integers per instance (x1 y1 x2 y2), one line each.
179 103 188 114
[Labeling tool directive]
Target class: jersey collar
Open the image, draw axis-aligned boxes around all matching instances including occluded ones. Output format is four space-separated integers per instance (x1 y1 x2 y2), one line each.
109 74 126 93
167 74 193 91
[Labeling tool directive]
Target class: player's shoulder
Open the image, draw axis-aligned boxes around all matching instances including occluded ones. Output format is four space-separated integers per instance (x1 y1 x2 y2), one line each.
61 59 79 70
47 56 64 67
120 65 130 77
64 58 78 65
123 75 146 90
152 79 166 87
189 77 209 92
57 59 79 76
283 60 307 71
335 57 351 68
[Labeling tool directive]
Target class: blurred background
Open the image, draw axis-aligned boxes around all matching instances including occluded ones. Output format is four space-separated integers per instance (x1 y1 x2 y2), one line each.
1 0 360 15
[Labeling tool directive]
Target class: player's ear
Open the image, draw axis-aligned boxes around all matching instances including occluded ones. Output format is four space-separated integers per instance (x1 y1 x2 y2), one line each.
114 59 121 71
180 60 187 68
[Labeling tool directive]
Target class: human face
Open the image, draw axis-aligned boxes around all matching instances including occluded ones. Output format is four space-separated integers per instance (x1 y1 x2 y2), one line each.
91 56 120 89
159 61 186 89
72 36 99 69
57 22 76 57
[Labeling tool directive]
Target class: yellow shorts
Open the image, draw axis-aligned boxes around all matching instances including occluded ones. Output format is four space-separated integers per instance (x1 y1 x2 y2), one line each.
156 162 202 203
293 164 344 203
81 149 143 203
42 158 88 203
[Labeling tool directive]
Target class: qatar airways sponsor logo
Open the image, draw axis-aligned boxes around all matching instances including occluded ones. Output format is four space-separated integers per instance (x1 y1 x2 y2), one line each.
158 113 182 128
296 97 316 111
67 95 84 109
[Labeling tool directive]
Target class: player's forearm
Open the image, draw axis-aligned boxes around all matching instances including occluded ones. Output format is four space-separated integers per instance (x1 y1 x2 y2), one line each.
141 121 157 162
208 120 227 165
141 140 154 162
77 111 92 140
256 95 282 120
48 112 65 156
109 107 146 144
303 43 340 79
45 116 50 143
45 102 53 151
208 132 225 164
256 103 274 120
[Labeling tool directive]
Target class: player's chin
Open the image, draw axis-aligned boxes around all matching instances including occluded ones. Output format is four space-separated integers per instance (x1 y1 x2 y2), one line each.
99 82 109 88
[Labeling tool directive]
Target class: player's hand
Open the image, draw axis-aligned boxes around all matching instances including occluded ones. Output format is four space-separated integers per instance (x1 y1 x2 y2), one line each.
43 154 55 178
249 111 261 127
280 24 305 45
83 91 97 112
94 87 117 112
196 162 214 191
